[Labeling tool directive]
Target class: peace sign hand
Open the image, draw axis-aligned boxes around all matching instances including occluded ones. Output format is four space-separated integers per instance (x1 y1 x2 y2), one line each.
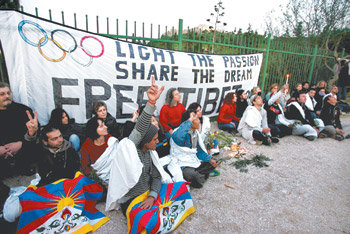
26 110 38 136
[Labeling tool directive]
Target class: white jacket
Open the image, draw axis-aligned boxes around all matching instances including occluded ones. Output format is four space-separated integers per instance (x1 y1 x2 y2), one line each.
167 128 207 182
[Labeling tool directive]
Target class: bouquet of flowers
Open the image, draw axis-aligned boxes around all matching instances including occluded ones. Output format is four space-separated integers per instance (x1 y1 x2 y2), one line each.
205 131 247 158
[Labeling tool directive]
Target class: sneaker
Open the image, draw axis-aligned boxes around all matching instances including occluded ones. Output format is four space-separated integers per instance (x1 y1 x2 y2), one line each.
345 134 350 139
190 179 203 189
305 136 315 141
335 134 345 141
270 137 279 143
210 147 220 156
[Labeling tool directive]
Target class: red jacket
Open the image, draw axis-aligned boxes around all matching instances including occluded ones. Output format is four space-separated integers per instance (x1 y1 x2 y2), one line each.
217 103 240 123
159 103 186 132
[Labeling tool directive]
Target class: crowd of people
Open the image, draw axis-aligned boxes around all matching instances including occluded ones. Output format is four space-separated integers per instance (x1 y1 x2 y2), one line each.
0 71 349 231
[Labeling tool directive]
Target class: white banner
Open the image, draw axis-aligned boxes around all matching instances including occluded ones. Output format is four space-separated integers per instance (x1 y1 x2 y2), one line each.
0 10 263 124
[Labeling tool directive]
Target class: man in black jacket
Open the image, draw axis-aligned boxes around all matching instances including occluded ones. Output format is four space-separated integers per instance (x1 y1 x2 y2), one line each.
27 125 81 187
320 96 346 141
285 91 318 141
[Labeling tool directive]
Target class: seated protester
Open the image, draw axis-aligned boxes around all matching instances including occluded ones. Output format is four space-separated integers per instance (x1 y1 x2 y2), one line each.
264 84 293 138
291 83 302 100
314 87 326 115
168 110 218 188
324 85 350 113
237 94 279 145
0 90 39 232
316 80 327 93
48 108 84 151
249 86 265 104
302 81 310 92
285 91 319 141
319 96 346 141
0 82 39 178
265 83 279 102
188 102 219 155
80 118 112 178
117 78 165 215
280 86 291 109
235 89 249 119
26 124 80 187
305 88 318 118
217 92 240 133
138 105 170 158
91 101 138 141
159 88 186 137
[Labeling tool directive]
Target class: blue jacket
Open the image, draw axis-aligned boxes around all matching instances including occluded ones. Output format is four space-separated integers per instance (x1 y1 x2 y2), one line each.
171 120 212 162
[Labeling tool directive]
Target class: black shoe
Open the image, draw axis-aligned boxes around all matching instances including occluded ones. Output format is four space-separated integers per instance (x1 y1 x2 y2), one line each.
270 137 279 143
335 134 345 141
190 180 203 189
305 136 315 141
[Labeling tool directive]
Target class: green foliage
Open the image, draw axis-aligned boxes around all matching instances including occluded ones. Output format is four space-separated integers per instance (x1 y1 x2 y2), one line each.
229 154 272 173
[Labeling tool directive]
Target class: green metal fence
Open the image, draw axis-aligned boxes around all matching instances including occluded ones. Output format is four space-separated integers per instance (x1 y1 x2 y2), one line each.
1 7 346 92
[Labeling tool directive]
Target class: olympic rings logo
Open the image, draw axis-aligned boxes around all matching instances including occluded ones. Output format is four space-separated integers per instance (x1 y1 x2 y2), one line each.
18 20 104 66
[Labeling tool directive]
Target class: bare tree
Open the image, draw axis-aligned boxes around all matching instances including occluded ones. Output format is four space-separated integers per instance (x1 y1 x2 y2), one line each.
266 0 350 38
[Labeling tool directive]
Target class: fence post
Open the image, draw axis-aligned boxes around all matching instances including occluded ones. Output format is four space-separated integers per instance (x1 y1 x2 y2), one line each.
261 33 271 91
308 45 318 83
178 19 183 51
341 48 345 58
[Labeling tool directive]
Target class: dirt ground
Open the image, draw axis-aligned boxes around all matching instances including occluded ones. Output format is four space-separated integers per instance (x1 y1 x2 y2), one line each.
4 115 350 233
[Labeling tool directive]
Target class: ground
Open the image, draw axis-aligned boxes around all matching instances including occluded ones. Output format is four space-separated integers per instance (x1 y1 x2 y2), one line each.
4 115 350 233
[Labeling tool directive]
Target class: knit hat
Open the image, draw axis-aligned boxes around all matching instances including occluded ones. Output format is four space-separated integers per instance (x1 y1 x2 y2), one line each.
139 124 158 149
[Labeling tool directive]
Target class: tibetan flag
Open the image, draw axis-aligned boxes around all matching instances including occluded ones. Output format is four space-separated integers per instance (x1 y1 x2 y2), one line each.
126 182 195 234
17 172 109 234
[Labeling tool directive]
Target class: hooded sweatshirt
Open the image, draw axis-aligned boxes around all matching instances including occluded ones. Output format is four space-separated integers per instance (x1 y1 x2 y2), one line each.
37 139 80 186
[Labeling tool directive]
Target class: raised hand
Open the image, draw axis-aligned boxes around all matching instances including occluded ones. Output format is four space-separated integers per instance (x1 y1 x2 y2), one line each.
147 76 164 104
26 110 38 136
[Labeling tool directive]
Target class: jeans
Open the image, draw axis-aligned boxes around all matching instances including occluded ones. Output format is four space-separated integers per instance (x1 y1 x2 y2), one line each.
218 120 239 133
69 134 80 151
292 124 317 140
338 86 347 100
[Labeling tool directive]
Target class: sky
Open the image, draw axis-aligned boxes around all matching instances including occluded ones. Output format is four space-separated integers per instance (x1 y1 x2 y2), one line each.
19 0 287 36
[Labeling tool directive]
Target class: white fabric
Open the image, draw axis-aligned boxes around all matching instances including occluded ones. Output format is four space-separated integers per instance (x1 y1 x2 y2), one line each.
91 136 119 183
150 151 173 184
167 129 207 182
3 173 41 222
105 138 172 211
105 138 143 211
305 93 317 111
200 116 211 140
237 106 269 144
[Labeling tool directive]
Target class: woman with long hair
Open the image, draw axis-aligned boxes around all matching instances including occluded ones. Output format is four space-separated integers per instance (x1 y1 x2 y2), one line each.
48 108 83 150
159 88 186 137
235 89 249 119
217 92 240 133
